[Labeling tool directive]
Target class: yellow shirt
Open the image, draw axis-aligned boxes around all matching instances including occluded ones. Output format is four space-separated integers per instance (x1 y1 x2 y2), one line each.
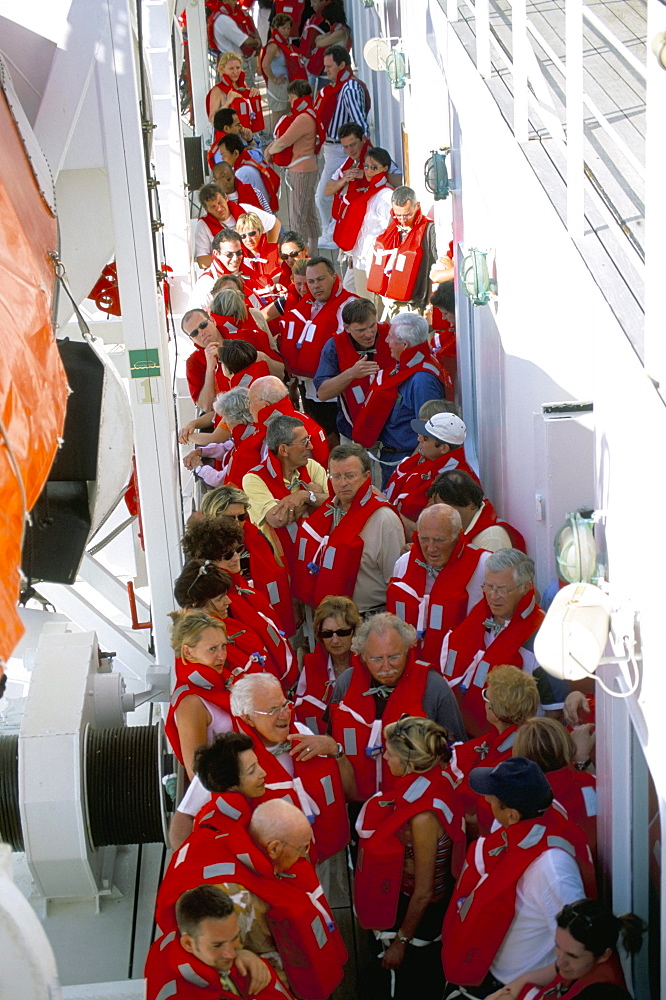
242 458 328 558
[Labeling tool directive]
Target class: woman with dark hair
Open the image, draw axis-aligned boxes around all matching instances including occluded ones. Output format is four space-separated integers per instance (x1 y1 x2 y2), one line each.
333 146 394 297
354 716 465 1000
486 898 645 999
293 595 361 734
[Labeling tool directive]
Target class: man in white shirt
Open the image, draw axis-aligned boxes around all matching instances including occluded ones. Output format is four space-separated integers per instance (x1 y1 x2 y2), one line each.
194 183 278 269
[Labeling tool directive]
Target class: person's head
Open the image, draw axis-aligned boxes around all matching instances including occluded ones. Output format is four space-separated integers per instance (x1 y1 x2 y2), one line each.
217 132 245 166
193 731 266 798
249 799 312 872
211 287 248 323
483 548 535 623
182 516 244 576
418 399 459 422
383 716 452 777
318 0 347 21
341 297 378 350
236 212 265 253
212 160 236 195
416 504 462 569
174 560 233 619
220 340 258 378
217 51 244 82
265 414 312 469
199 182 229 222
323 44 351 82
363 146 391 182
314 595 362 658
338 122 366 160
213 107 242 135
214 385 253 429
169 609 228 669
512 716 577 772
212 230 244 274
305 256 337 302
431 280 455 327
391 185 420 228
351 613 417 688
410 411 466 461
231 673 294 746
287 79 312 105
177 885 241 973
483 664 540 729
272 12 293 37
387 311 429 360
469 756 554 827
211 272 245 298
181 309 224 350
328 442 371 510
279 230 308 270
291 258 310 296
554 900 645 982
247 375 288 420
200 485 250 523
426 469 483 529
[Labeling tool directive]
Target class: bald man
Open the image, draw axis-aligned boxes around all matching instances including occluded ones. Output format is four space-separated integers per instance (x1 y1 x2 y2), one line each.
245 375 329 468
386 504 490 669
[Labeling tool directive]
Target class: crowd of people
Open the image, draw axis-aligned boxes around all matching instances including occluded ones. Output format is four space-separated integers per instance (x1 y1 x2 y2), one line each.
145 2 645 998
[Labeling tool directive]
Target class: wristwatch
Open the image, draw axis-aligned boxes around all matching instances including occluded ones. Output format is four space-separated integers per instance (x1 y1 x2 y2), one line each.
306 489 317 504
331 742 344 759
574 759 592 772
396 932 412 945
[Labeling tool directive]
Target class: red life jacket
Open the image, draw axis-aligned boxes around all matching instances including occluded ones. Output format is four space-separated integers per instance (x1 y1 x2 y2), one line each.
294 646 362 734
145 926 296 1000
331 140 371 221
272 96 325 167
332 322 392 427
260 29 307 84
366 208 432 302
384 448 482 523
329 653 432 801
466 498 527 552
244 452 310 575
165 655 234 766
442 803 597 987
208 3 259 58
201 254 266 301
243 519 296 638
208 69 264 132
305 19 352 77
352 343 445 448
448 724 519 831
547 765 597 860
211 313 282 364
235 148 281 213
281 276 356 378
234 717 350 863
185 349 230 407
229 359 272 390
332 172 391 253
354 766 466 931
198 200 244 238
154 818 347 1000
241 235 281 282
292 481 398 606
228 575 298 689
251 396 330 469
443 588 545 737
517 953 627 1000
430 315 457 362
274 0 306 25
386 535 488 670
314 65 353 131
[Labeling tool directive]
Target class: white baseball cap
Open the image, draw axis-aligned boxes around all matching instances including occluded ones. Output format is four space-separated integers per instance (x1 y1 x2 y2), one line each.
410 412 466 446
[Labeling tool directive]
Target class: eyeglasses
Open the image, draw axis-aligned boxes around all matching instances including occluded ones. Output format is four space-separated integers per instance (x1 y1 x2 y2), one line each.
280 248 303 260
367 653 404 667
290 435 311 447
482 583 522 598
329 472 364 484
558 904 595 935
253 699 294 718
240 230 259 240
226 512 248 522
219 249 244 259
187 319 210 338
220 547 242 561
319 627 354 639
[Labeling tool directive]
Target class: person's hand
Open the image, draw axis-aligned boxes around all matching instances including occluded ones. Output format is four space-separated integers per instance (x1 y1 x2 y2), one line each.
381 937 407 970
349 354 380 379
342 167 363 183
264 150 274 165
205 343 220 369
178 420 198 445
287 733 338 761
273 74 288 85
563 690 591 727
227 89 243 103
572 723 595 763
234 950 271 994
183 449 202 470
249 87 261 97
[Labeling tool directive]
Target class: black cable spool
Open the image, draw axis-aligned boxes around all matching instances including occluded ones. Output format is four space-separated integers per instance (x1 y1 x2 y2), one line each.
86 725 168 848
0 734 23 851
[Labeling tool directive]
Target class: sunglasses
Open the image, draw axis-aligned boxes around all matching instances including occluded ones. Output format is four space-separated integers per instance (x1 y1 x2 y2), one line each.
241 230 259 240
320 627 354 639
227 512 248 522
280 248 303 260
187 319 209 338
220 250 244 259
220 547 242 560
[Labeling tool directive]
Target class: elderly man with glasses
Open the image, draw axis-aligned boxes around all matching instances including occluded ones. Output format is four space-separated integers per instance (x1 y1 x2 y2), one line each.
443 549 569 738
327 612 465 802
294 442 404 615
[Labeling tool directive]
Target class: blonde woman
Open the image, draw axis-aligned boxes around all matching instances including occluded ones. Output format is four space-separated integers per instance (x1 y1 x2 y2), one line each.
206 51 263 133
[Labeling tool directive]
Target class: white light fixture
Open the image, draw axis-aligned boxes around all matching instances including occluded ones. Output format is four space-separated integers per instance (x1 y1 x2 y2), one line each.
554 510 598 584
461 248 497 305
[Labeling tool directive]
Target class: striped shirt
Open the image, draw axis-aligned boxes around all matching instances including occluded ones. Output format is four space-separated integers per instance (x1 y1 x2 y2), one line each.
327 78 368 141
